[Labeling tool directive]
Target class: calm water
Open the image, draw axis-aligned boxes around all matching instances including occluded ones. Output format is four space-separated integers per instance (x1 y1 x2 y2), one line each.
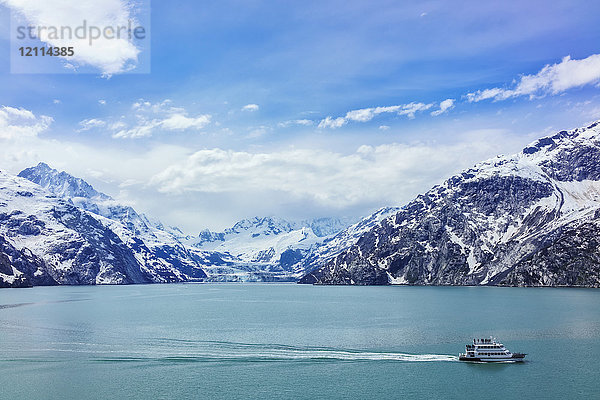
1 284 599 399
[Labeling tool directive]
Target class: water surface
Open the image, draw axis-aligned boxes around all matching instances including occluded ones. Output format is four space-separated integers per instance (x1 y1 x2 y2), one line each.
1 284 599 399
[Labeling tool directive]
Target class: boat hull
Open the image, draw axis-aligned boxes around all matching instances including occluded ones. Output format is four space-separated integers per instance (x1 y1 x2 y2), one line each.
459 354 526 362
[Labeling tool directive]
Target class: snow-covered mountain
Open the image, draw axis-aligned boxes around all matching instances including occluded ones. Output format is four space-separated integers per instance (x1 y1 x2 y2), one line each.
0 164 208 288
0 234 51 288
300 121 600 287
6 163 374 284
185 216 358 280
0 171 151 287
192 216 355 247
1 162 377 285
191 217 321 262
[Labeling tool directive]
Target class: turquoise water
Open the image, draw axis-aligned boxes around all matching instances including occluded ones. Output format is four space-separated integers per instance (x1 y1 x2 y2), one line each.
1 284 599 399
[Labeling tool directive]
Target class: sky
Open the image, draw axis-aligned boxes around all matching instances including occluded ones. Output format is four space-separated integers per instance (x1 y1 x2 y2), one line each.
1 0 600 232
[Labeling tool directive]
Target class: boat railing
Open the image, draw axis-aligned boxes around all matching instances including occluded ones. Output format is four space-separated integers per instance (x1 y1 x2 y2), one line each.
472 337 497 344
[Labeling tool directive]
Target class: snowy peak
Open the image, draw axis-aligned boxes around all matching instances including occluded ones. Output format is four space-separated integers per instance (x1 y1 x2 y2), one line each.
19 163 155 237
194 216 357 248
221 216 355 238
527 121 600 182
18 162 110 200
0 170 154 286
441 120 600 191
521 120 600 160
227 216 298 237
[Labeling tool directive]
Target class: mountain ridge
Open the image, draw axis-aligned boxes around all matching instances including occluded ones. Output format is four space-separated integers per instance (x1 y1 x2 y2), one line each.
299 120 600 287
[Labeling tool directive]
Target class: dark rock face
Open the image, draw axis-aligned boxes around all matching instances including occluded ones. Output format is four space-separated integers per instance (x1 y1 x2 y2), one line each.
142 242 208 282
497 216 600 287
300 122 600 287
540 144 600 181
279 249 304 269
297 207 401 276
0 235 55 288
47 202 153 285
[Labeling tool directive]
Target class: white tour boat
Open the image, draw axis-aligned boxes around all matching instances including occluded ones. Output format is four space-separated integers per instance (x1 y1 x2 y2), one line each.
459 337 526 362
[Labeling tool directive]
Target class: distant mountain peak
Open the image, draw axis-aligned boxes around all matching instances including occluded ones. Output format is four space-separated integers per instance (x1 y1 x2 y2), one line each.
229 216 295 234
18 163 110 200
196 215 359 246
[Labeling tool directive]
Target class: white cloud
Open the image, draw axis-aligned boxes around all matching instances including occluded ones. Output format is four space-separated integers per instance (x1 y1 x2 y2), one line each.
242 104 259 112
431 98 455 116
0 106 53 140
98 99 107 105
318 102 433 128
113 121 158 139
278 119 314 128
318 116 347 129
2 0 143 75
53 99 61 104
149 131 520 212
379 125 390 130
466 54 600 102
96 100 212 139
0 105 540 232
78 118 106 131
394 103 433 118
346 108 376 122
160 114 211 131
465 88 505 103
109 121 126 130
1 106 35 120
132 99 175 112
247 125 270 138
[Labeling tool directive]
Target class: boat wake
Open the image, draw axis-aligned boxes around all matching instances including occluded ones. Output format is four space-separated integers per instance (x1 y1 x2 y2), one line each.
9 339 459 364
95 340 459 364
97 352 458 364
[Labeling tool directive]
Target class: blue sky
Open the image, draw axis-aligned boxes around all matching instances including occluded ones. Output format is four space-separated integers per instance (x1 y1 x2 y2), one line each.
1 0 600 231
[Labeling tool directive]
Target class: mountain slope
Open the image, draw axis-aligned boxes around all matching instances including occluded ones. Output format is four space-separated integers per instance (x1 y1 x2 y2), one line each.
297 207 401 274
300 121 600 287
